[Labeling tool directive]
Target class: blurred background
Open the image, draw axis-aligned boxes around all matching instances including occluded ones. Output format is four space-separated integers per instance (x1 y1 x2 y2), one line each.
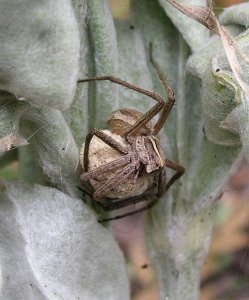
0 1 248 300
109 0 248 18
107 1 249 300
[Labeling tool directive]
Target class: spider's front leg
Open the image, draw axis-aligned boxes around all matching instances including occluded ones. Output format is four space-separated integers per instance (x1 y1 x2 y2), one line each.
78 76 165 137
78 47 176 138
83 128 128 171
79 155 131 183
149 43 176 135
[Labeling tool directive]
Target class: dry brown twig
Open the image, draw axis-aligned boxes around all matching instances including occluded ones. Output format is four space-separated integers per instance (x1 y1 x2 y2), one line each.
167 0 219 33
167 0 249 96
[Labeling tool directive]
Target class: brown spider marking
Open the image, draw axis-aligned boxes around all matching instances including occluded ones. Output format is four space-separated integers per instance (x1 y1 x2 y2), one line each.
78 46 185 222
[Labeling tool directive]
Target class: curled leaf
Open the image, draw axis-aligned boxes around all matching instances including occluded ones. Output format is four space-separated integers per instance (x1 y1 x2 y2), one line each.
0 92 27 152
20 106 80 197
0 93 80 196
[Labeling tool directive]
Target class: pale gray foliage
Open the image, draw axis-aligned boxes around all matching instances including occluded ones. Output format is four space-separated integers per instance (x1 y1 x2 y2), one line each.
159 0 210 50
187 6 249 145
127 1 243 299
69 0 89 147
0 96 80 196
0 182 129 300
115 21 153 114
86 0 119 127
0 1 130 299
0 0 80 111
19 105 81 197
219 2 249 27
0 0 249 300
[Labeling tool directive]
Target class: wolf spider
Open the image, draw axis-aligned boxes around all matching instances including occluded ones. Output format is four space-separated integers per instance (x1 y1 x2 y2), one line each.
78 51 185 222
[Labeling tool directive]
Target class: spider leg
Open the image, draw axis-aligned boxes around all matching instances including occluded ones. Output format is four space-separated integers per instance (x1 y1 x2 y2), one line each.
78 182 94 196
98 189 157 211
83 128 128 171
98 195 159 223
98 162 183 222
164 159 185 190
149 44 175 135
78 76 165 137
80 154 131 183
157 167 167 197
93 161 139 200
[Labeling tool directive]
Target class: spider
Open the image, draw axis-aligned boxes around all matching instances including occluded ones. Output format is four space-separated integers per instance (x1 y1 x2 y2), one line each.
78 50 185 222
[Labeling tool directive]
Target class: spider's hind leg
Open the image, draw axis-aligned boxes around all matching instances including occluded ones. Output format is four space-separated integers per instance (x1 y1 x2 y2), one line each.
97 194 160 223
78 182 94 197
149 44 176 135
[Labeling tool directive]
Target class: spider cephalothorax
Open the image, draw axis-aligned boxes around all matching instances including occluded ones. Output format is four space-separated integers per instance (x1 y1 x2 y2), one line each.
78 54 185 222
108 108 165 173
